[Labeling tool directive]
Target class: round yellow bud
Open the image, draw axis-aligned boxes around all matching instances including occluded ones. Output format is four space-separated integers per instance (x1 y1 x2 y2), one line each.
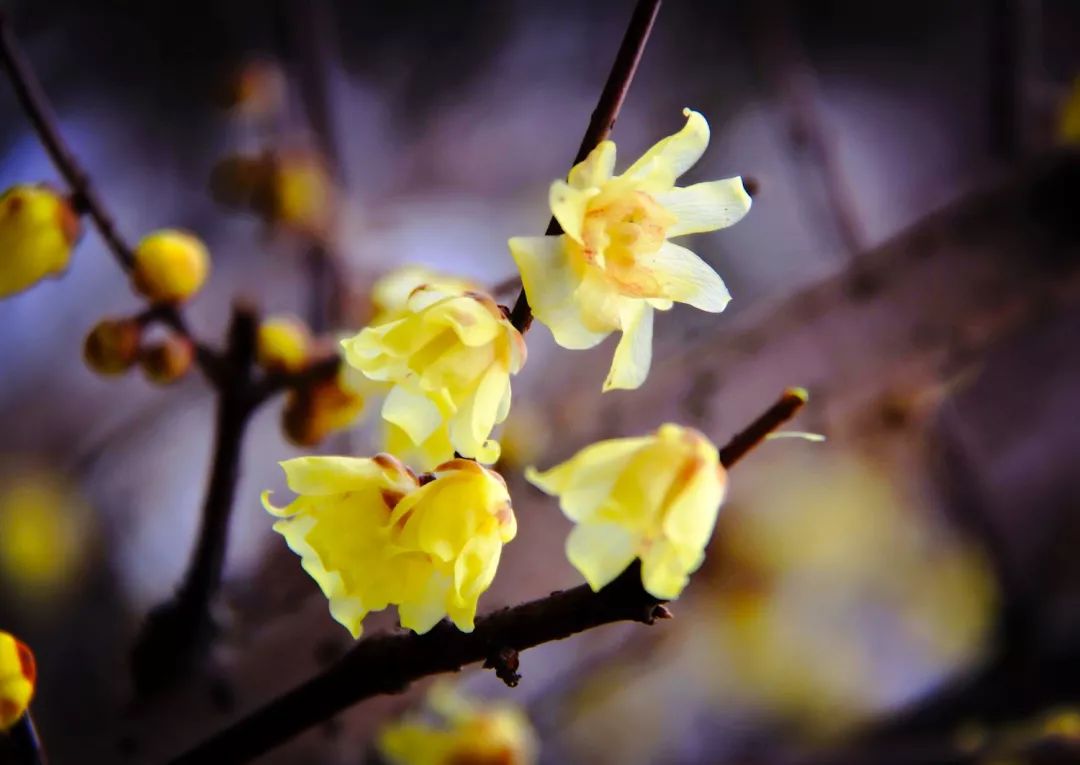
131 229 210 303
0 184 81 299
0 632 35 731
270 149 335 237
256 315 310 373
281 375 364 447
83 318 142 375
139 335 195 385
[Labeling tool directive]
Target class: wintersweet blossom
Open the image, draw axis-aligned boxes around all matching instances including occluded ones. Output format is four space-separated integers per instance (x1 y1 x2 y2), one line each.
342 286 526 468
0 632 35 731
509 109 751 391
369 265 482 327
0 185 80 298
263 455 516 637
526 423 727 599
379 684 537 765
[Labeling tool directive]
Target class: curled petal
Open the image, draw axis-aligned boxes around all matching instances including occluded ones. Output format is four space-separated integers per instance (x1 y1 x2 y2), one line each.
623 108 710 183
568 140 617 190
603 302 654 392
397 570 454 635
656 177 752 237
641 538 696 600
549 181 597 244
383 385 448 448
279 455 405 496
565 521 638 592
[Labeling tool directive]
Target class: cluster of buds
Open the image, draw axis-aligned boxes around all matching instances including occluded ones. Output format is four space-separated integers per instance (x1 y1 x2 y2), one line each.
83 229 209 384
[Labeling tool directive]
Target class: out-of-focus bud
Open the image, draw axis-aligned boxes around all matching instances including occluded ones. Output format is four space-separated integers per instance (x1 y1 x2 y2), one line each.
209 154 274 212
131 229 210 303
0 184 81 299
0 632 35 731
281 369 364 447
269 149 335 238
83 317 142 375
257 315 310 373
216 60 286 118
139 335 195 385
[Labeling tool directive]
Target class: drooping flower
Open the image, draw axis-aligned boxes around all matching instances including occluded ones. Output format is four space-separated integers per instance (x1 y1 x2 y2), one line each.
509 109 751 391
342 286 526 469
0 185 81 299
131 229 210 303
526 423 727 599
263 455 516 637
379 683 538 765
0 632 35 731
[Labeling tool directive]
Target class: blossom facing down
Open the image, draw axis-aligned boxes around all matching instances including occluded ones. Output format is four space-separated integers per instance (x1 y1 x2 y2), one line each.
509 109 751 391
0 632 35 731
342 286 526 469
263 456 516 637
132 229 210 303
379 684 537 765
526 423 727 599
0 185 81 299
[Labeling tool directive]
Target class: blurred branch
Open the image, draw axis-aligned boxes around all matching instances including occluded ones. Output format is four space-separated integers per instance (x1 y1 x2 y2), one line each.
0 11 222 376
169 389 806 764
508 0 663 332
0 713 48 765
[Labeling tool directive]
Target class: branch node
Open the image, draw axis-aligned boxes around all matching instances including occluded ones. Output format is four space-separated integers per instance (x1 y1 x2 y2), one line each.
483 647 521 688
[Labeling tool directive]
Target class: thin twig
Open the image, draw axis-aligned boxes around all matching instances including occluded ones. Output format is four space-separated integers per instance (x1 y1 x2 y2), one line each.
0 712 48 765
508 0 663 332
169 389 806 764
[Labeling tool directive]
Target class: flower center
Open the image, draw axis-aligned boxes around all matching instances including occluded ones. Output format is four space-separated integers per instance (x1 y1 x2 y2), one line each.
578 190 677 297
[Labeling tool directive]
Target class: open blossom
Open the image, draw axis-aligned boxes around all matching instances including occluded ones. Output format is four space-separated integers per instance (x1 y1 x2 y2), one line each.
263 456 516 637
0 185 81 299
379 684 537 765
0 632 35 731
342 286 526 469
526 423 727 600
509 109 751 391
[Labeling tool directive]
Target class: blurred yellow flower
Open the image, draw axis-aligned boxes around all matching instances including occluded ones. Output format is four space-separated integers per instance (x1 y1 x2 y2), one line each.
343 286 526 469
527 423 726 599
132 229 210 303
0 632 35 731
270 148 336 239
1058 76 1080 144
509 109 750 391
281 364 365 447
263 456 516 637
256 315 310 373
0 185 80 299
379 684 537 765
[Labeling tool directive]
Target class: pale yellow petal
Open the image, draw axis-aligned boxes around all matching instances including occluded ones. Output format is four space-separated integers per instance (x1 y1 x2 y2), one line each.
662 460 726 550
509 235 608 350
640 538 695 600
426 295 501 347
603 301 653 392
641 240 731 312
397 570 453 634
623 108 710 183
278 456 390 496
565 521 638 592
568 140 617 190
449 366 508 461
655 178 752 237
549 180 596 244
383 385 446 446
525 435 651 522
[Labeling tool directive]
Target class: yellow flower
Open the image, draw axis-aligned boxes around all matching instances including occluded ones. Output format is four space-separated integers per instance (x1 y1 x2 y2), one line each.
379 683 537 765
509 109 751 391
526 423 727 599
263 456 516 637
342 286 526 469
0 185 80 299
131 229 210 303
0 632 35 731
256 315 310 373
369 265 481 326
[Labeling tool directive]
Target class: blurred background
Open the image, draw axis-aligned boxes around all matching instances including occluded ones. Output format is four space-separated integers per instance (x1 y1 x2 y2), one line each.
1 0 1079 762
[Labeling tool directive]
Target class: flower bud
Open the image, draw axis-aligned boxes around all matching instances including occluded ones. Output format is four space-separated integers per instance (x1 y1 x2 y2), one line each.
139 335 195 385
257 315 310 373
83 317 142 375
0 184 81 299
131 229 210 303
0 632 35 731
281 372 364 447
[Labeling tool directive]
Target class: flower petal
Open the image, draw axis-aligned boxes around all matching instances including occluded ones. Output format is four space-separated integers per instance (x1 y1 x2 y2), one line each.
397 569 453 634
549 181 596 244
662 461 726 550
565 521 638 592
568 140 617 190
525 435 651 522
383 385 446 445
623 108 710 183
278 456 392 497
509 236 608 350
603 302 654 392
640 241 731 312
655 178 752 237
640 538 695 600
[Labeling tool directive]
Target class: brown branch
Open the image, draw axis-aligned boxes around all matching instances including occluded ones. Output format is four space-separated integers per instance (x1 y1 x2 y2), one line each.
508 0 663 332
0 11 222 375
169 389 806 764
